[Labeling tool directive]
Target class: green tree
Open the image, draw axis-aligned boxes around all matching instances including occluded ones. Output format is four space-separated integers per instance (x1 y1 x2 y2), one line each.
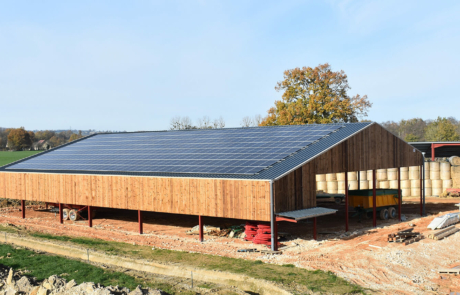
7 127 33 150
260 63 372 126
425 117 460 141
404 134 419 142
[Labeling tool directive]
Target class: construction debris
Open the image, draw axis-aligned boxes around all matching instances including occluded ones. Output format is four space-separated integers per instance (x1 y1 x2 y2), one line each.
186 225 246 238
427 213 459 229
428 225 459 240
387 228 424 245
439 265 460 275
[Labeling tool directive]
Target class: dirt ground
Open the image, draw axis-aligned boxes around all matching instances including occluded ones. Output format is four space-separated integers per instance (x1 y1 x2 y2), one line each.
1 197 460 295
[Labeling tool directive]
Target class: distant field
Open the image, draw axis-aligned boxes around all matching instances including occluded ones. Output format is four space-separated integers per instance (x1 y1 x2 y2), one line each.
0 151 42 167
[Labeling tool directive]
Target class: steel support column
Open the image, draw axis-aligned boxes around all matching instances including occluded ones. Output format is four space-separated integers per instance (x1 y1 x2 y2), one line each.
199 215 203 242
357 171 360 190
138 210 143 234
431 143 435 161
422 152 426 216
398 167 402 221
313 217 317 240
345 172 349 232
420 165 423 216
273 216 278 251
59 203 63 224
270 181 276 251
21 200 25 219
88 206 93 228
373 170 377 227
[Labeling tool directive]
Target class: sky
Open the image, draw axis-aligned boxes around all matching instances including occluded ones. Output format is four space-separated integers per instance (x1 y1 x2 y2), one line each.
1 0 459 131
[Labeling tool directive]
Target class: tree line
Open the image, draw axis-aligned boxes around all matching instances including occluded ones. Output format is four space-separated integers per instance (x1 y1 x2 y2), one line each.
0 128 84 151
171 63 460 142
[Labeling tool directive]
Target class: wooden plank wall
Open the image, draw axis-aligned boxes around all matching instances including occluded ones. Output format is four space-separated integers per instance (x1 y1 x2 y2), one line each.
274 123 424 213
0 173 271 221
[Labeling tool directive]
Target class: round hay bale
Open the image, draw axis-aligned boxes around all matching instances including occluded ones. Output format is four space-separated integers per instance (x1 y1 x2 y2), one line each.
440 162 451 180
349 180 359 190
317 181 327 191
367 170 373 180
316 174 326 182
409 166 420 171
400 169 409 180
425 187 432 197
449 156 460 166
379 180 390 189
360 180 369 189
336 173 346 181
389 180 398 189
430 162 440 172
338 189 345 194
409 169 420 180
348 172 357 181
359 171 367 181
425 179 432 188
387 168 398 180
327 181 338 193
430 170 440 180
376 169 387 180
411 179 421 188
432 179 442 189
402 189 411 197
401 180 411 189
326 173 337 182
424 163 430 173
337 180 345 190
411 188 420 197
401 167 409 172
442 179 453 189
432 187 443 196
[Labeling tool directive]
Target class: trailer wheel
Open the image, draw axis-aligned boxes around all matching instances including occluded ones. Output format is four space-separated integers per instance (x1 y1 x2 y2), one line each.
334 198 342 205
62 209 70 221
388 207 397 219
379 209 389 220
69 209 79 221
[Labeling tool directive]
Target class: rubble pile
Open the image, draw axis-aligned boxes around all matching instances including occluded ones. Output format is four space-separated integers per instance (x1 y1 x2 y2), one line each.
0 265 165 295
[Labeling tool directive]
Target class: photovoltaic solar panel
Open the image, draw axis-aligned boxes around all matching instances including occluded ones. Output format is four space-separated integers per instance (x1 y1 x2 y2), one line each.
6 125 343 175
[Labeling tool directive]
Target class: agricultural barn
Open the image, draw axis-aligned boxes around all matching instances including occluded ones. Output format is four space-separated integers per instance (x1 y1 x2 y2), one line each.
0 123 424 251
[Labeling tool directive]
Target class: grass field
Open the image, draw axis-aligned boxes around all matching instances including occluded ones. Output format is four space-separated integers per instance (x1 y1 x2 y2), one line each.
26 231 365 294
0 151 42 167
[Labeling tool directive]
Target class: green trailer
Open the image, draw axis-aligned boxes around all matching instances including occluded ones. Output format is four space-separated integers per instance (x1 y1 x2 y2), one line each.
316 192 345 205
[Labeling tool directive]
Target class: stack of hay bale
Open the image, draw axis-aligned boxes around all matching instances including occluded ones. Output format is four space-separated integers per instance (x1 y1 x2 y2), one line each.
450 156 460 189
315 157 459 198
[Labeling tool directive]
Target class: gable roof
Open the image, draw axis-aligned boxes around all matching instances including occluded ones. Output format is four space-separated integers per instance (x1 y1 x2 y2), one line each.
1 122 373 180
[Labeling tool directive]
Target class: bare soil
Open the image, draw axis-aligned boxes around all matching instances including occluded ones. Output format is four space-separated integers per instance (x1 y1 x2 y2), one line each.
1 197 460 294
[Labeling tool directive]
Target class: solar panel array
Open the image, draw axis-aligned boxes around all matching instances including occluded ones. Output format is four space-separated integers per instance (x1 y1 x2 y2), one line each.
7 125 342 175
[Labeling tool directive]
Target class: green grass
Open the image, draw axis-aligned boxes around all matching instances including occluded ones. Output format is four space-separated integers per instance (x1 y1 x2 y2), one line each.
0 243 162 291
25 231 365 294
0 151 42 167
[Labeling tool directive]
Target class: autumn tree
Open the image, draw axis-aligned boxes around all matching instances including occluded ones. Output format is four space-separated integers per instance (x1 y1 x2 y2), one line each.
260 64 372 126
69 131 83 142
7 127 34 150
425 117 460 141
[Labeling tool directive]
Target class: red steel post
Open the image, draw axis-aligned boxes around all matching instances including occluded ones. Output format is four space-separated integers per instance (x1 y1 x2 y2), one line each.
88 206 93 228
431 143 435 161
199 215 203 242
345 172 349 232
59 203 63 224
398 167 402 221
420 165 423 216
21 200 25 219
313 217 317 240
373 170 377 228
138 210 143 234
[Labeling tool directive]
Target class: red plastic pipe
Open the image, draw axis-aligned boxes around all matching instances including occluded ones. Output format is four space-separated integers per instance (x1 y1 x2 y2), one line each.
88 206 93 228
59 203 63 224
398 167 402 221
313 217 317 240
345 172 349 232
199 215 203 242
373 170 377 228
21 200 25 219
138 210 143 234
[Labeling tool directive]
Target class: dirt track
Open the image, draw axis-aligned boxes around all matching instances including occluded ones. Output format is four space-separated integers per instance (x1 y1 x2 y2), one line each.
1 197 460 294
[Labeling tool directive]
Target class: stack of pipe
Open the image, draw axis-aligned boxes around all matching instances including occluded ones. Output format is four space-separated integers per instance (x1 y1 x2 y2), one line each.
428 225 459 240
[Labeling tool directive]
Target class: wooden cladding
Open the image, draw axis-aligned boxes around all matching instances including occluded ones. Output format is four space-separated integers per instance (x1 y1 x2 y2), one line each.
274 123 424 213
0 173 271 221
